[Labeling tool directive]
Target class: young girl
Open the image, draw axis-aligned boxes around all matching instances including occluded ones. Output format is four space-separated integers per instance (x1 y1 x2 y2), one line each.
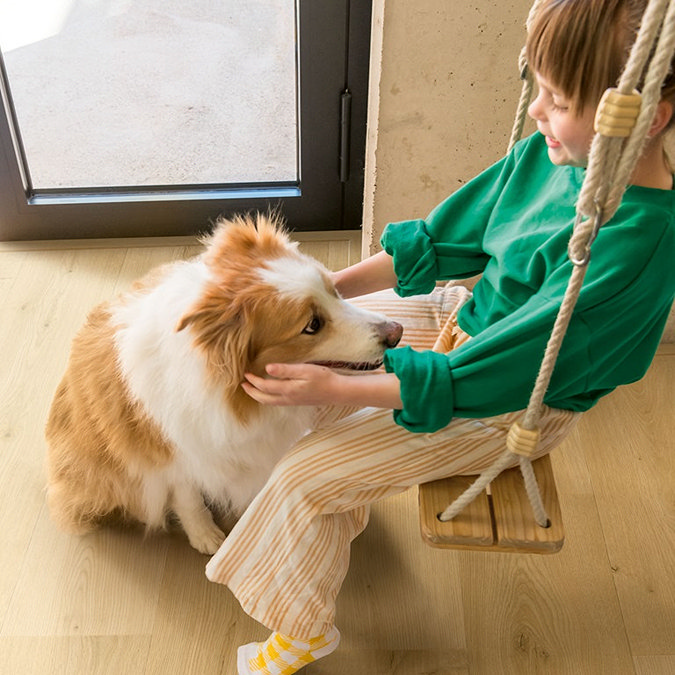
206 1 675 672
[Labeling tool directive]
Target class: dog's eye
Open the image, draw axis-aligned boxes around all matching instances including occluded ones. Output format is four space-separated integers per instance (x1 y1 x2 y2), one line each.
302 315 323 335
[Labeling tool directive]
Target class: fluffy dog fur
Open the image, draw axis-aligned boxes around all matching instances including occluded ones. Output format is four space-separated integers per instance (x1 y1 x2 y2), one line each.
45 214 402 554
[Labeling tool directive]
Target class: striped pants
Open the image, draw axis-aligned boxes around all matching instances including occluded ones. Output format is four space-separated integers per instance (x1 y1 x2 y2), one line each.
205 285 580 639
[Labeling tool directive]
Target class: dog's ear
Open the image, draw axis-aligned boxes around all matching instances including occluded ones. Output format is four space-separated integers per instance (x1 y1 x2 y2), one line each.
175 309 207 334
176 284 242 335
176 297 254 395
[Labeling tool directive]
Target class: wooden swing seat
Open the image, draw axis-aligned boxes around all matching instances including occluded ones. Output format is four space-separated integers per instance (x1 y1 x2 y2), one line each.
418 454 564 554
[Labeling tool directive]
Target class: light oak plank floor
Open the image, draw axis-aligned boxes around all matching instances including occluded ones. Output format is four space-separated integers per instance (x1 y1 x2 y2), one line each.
1 235 673 675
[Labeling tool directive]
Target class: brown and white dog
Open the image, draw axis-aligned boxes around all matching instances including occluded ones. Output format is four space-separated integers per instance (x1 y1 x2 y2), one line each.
45 214 402 554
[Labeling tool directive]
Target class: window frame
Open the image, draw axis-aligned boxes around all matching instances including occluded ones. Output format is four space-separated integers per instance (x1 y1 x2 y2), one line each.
0 0 371 241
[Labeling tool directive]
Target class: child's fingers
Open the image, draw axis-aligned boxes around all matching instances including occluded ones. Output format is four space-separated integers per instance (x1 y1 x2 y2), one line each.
265 362 312 379
242 364 331 406
241 375 287 404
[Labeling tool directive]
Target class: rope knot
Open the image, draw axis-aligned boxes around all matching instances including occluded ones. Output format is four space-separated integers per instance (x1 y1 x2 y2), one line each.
568 201 607 266
506 422 540 458
594 88 642 137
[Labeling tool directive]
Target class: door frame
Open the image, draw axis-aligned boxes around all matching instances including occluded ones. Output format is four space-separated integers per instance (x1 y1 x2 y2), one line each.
0 0 371 241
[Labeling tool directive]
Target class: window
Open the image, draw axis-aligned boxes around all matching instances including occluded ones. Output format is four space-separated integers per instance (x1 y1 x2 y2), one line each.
0 0 371 240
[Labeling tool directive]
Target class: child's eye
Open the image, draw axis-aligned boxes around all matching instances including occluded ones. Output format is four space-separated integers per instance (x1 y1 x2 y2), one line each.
551 100 569 112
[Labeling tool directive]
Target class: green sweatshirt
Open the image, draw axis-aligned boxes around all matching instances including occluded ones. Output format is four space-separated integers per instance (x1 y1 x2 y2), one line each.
381 132 675 433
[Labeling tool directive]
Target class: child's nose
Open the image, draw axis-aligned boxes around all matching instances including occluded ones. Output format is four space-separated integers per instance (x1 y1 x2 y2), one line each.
528 94 545 121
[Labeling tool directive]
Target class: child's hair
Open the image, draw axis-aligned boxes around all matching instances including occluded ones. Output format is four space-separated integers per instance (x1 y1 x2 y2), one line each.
526 0 675 120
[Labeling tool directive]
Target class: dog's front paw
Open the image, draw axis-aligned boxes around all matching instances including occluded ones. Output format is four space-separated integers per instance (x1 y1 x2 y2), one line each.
187 521 226 555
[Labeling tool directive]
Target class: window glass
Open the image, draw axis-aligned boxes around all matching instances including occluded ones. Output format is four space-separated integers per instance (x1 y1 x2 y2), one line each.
0 0 298 189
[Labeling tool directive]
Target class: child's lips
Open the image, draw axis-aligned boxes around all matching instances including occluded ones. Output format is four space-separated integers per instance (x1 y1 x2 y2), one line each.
545 135 561 149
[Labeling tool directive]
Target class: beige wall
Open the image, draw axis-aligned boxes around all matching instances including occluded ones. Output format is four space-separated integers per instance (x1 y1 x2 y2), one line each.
363 0 535 255
362 0 674 342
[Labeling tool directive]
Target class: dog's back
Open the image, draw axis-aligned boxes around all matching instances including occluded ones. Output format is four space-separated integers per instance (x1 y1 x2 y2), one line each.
46 301 173 533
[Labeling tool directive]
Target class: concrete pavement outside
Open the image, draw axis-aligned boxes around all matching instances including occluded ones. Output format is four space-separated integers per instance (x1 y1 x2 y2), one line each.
0 0 297 189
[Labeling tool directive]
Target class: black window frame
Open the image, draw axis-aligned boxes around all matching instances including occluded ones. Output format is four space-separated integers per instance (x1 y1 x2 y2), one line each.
0 0 371 241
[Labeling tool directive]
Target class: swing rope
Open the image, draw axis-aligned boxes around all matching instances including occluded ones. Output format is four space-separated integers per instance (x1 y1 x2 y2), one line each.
507 0 543 153
436 0 675 528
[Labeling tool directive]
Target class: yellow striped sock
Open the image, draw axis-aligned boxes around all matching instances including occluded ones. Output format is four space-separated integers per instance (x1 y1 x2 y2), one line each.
237 627 340 675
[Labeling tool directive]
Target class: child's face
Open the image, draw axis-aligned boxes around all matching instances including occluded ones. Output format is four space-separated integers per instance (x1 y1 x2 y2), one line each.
528 72 596 168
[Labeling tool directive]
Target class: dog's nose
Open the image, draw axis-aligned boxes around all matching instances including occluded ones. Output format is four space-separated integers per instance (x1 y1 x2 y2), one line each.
378 321 403 349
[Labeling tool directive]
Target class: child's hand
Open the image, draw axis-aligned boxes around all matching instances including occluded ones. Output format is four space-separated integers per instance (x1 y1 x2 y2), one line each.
242 363 341 407
243 363 403 410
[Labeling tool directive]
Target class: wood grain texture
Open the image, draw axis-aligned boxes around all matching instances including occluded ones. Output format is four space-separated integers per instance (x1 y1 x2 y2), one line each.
578 357 675 657
491 454 564 553
418 475 495 549
419 455 564 553
0 236 672 674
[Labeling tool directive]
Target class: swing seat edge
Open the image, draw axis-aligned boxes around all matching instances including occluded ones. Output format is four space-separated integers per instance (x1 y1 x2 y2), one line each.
418 454 564 554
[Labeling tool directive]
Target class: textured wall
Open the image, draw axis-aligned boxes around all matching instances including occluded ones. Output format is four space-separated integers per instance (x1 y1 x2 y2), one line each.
363 0 534 254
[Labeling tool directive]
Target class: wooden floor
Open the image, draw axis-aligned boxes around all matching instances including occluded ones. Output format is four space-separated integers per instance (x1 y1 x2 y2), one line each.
1 234 673 675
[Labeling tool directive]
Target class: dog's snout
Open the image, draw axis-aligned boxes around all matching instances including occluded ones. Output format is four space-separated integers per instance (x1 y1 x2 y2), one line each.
378 321 403 349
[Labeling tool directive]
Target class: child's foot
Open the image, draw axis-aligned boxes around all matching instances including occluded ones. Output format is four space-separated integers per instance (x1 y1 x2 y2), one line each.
237 626 340 674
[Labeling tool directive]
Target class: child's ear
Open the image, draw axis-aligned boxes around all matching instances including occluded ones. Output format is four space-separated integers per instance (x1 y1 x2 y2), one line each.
649 100 673 136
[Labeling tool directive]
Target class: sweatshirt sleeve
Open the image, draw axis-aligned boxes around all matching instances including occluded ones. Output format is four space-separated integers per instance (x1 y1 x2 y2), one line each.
384 292 566 431
384 209 675 433
380 147 519 297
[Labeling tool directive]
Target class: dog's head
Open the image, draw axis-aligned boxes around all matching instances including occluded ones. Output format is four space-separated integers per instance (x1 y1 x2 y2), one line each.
176 213 402 421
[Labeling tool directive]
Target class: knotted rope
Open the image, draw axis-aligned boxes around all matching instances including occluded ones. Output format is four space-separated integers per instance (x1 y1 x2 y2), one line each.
438 0 675 528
